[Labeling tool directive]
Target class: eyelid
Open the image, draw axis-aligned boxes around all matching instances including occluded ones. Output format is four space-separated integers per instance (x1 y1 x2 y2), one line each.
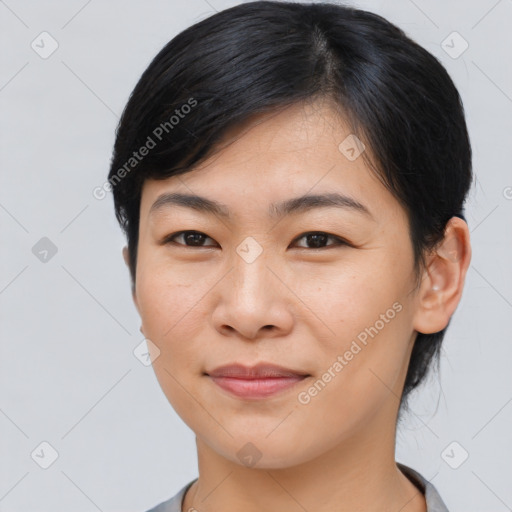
161 230 218 247
291 231 352 248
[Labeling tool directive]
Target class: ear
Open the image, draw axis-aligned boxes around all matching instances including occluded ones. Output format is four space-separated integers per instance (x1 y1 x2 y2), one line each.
122 245 131 268
122 246 140 315
412 216 471 334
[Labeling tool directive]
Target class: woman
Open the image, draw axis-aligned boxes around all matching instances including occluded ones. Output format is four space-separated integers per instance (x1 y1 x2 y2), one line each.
108 2 472 511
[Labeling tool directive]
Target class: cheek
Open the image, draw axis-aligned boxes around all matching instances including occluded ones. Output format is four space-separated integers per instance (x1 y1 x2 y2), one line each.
296 257 404 339
136 256 203 337
135 264 209 424
296 257 413 397
135 256 220 392
293 306 411 448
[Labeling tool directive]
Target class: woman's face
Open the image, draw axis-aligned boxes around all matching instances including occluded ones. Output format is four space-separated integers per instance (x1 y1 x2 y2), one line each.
132 99 424 468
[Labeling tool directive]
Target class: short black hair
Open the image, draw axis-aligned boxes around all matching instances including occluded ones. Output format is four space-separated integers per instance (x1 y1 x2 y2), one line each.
108 0 473 417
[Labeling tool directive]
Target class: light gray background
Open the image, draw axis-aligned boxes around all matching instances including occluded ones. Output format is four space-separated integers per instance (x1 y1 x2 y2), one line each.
1 0 511 511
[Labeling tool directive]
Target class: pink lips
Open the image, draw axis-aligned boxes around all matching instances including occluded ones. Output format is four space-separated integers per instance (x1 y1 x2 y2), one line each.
206 363 310 399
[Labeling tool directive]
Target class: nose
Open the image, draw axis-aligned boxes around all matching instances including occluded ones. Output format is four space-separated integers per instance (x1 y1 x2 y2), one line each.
211 252 294 340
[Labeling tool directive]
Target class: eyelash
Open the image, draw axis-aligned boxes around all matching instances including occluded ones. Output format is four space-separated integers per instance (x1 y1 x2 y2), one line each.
162 230 351 250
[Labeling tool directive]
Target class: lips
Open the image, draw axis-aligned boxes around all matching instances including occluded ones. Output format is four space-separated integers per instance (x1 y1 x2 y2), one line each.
205 363 310 399
206 363 310 379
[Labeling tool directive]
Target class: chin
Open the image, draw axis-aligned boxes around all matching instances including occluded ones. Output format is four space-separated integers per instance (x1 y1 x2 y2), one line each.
205 432 319 470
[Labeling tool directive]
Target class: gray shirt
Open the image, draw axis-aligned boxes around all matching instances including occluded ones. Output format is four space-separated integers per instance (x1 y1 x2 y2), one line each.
145 462 449 512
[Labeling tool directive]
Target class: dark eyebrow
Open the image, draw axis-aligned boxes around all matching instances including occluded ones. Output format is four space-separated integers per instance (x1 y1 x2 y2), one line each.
270 192 373 220
150 192 231 218
149 192 373 220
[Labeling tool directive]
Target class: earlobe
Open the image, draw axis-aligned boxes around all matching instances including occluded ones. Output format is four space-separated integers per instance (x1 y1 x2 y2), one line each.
122 246 130 267
413 216 472 334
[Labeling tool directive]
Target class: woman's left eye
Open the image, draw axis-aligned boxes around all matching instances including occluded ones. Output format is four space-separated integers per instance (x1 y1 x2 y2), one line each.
291 232 349 249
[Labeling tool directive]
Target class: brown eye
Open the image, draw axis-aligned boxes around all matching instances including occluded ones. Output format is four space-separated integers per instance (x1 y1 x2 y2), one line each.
164 231 217 247
162 230 350 250
292 232 349 249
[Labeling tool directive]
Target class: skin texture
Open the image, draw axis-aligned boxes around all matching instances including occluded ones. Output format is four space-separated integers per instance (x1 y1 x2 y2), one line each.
124 98 471 512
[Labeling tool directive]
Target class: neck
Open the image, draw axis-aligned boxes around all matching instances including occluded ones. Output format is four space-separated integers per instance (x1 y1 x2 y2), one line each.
182 407 426 512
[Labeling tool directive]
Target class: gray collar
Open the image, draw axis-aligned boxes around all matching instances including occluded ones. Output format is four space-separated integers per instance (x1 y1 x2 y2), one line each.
146 464 449 511
397 462 450 511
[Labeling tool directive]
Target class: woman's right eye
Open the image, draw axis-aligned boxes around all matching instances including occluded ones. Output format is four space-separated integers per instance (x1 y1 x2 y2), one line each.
163 230 218 247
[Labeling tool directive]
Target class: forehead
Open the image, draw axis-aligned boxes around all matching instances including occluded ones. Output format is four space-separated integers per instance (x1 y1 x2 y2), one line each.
139 100 404 226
